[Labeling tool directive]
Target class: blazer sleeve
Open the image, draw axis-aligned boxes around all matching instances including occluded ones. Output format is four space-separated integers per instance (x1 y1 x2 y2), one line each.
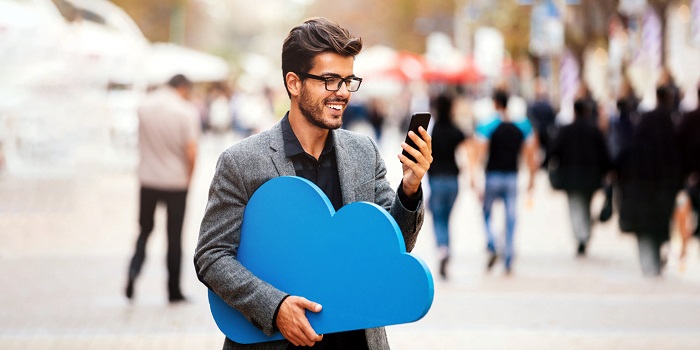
194 149 287 337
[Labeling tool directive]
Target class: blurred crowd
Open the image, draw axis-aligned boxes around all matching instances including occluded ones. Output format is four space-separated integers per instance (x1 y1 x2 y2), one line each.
405 71 700 279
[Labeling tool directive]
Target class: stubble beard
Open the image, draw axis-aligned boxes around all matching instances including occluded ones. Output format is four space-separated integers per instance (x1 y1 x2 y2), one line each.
298 86 344 130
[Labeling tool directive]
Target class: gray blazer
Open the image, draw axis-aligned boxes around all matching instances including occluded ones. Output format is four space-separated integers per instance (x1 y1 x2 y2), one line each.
195 119 425 350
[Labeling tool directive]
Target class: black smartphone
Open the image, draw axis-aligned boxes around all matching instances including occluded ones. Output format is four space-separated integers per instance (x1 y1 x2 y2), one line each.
401 112 431 163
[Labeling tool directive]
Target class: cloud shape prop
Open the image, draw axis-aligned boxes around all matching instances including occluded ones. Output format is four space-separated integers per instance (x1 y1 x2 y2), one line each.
208 176 434 344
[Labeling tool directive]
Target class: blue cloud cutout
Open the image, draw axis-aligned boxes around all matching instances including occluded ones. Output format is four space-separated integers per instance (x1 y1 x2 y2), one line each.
208 176 434 344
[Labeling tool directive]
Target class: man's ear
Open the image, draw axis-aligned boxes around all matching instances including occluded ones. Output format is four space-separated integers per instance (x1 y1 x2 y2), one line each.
286 72 302 97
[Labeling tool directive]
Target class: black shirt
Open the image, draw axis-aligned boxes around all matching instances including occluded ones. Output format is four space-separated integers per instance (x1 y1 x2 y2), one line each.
486 122 525 173
428 121 466 176
282 116 343 210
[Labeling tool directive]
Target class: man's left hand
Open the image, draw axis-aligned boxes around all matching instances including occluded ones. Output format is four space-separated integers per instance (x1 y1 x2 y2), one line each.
398 126 432 197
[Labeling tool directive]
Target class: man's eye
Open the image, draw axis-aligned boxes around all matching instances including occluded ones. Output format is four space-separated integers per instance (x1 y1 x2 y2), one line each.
325 78 342 84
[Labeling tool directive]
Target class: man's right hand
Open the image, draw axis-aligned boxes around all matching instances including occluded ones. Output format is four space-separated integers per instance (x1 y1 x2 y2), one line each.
276 296 323 347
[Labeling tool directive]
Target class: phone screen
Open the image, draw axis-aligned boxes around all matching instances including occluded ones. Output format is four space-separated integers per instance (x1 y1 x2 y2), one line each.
402 113 431 163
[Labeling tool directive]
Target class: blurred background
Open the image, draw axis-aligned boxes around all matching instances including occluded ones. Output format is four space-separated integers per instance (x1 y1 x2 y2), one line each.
2 0 700 349
0 0 700 172
3 0 700 174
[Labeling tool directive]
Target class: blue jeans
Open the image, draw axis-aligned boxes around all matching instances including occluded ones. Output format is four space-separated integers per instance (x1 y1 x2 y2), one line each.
482 171 518 268
428 175 460 250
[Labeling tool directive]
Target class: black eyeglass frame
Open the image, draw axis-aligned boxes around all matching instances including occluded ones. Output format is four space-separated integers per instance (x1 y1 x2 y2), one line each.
296 72 363 92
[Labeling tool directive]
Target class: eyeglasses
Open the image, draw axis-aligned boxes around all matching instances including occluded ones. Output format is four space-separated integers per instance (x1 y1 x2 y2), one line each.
297 72 363 92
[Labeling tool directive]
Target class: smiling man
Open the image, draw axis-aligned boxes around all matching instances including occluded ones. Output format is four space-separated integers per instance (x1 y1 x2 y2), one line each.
195 18 432 350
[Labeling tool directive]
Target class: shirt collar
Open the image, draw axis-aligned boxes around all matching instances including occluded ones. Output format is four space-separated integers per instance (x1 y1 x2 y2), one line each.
281 112 335 159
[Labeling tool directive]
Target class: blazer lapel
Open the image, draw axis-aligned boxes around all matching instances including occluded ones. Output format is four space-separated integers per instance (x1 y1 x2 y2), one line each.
334 131 365 206
268 123 296 176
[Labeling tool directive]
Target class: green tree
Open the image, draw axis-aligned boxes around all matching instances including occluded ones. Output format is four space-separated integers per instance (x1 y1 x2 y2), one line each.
111 0 179 42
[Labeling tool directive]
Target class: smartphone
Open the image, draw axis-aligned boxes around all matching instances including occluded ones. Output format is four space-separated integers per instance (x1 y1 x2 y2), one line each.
401 112 431 163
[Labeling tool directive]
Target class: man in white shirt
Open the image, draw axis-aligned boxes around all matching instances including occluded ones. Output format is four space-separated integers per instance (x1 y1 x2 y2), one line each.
126 74 200 302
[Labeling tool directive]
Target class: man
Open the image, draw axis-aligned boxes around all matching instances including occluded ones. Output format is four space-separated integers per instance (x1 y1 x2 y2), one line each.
526 78 556 168
677 86 700 255
194 18 432 350
126 74 200 302
547 100 612 256
470 89 536 274
617 86 683 276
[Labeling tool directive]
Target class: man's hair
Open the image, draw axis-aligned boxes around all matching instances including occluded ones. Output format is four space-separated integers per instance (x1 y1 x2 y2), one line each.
434 93 453 123
492 89 509 110
656 85 672 108
281 17 363 98
167 74 192 89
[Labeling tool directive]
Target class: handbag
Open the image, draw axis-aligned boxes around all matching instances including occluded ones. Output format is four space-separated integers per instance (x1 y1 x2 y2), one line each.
599 183 613 222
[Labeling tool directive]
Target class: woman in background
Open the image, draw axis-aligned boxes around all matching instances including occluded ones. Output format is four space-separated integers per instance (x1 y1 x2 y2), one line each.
428 92 468 279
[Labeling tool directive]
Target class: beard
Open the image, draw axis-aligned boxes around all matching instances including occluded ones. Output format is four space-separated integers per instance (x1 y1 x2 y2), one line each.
298 85 345 130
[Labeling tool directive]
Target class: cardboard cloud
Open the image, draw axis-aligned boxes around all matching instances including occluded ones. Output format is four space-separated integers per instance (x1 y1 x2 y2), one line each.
208 176 434 344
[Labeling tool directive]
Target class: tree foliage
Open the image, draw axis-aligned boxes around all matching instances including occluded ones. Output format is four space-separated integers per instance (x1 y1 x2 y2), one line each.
111 0 176 42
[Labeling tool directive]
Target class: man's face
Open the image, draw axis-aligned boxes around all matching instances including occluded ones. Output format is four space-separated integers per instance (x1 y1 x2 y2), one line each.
297 52 355 130
177 85 192 100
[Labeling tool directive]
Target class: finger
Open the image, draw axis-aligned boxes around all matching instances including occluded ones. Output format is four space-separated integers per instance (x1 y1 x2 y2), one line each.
300 320 322 346
408 130 433 165
410 127 432 154
285 316 320 347
299 297 322 313
417 126 433 151
400 142 422 164
284 331 301 347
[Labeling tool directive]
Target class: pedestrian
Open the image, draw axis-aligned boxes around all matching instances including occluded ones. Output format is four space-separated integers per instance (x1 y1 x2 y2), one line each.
658 67 683 123
469 89 537 274
616 86 684 277
676 85 700 268
608 77 641 164
526 77 557 168
194 17 432 350
576 83 600 127
427 92 468 279
208 82 232 133
126 74 200 302
367 97 386 142
547 99 612 256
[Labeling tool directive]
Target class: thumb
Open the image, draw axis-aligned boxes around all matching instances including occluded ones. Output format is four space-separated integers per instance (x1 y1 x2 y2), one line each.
300 298 322 313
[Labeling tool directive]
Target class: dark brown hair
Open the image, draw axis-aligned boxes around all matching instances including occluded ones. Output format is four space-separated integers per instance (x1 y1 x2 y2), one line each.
492 89 509 110
167 74 192 89
281 17 363 98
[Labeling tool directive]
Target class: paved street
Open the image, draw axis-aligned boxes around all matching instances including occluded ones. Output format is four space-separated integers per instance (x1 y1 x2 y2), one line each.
1 127 700 350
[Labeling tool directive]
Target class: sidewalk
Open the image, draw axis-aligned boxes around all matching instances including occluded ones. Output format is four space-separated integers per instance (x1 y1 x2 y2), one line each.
1 130 700 349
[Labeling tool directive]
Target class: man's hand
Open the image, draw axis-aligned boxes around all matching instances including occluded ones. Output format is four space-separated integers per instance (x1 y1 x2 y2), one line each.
399 126 433 197
276 296 323 347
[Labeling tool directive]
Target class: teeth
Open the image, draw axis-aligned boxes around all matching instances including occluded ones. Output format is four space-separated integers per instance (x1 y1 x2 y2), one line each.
328 104 342 110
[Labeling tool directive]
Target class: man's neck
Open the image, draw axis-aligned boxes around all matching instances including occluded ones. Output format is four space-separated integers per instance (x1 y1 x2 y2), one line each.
288 111 329 160
497 109 510 122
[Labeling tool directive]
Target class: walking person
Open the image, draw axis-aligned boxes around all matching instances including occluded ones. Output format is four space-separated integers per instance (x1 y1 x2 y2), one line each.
617 86 684 277
126 74 200 302
194 18 432 350
527 78 557 168
608 77 641 163
470 89 537 274
676 85 700 268
427 92 468 279
547 99 612 256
